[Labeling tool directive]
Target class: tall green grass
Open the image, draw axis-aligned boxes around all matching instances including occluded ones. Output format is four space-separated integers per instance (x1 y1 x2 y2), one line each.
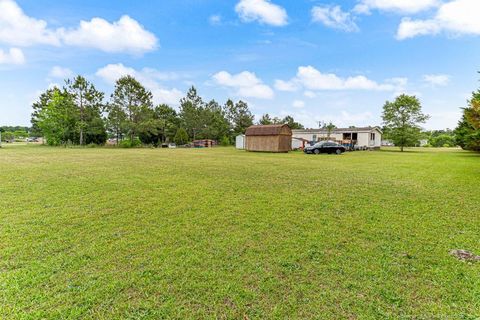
1 145 479 319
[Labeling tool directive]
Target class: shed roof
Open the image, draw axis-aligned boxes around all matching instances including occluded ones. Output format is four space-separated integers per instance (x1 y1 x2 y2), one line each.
245 124 291 136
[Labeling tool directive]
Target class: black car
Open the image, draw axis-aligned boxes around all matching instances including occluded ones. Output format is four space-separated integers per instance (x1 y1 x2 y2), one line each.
304 141 346 155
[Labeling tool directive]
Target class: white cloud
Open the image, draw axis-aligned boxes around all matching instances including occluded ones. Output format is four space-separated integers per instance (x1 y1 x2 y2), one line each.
0 47 25 64
397 0 480 40
436 0 480 34
235 0 288 26
354 0 439 14
278 66 406 92
96 63 180 86
304 91 317 98
311 5 359 32
49 66 73 79
388 77 408 88
209 15 222 26
96 63 183 105
274 79 299 92
292 100 305 108
396 18 441 40
0 0 158 54
59 16 158 54
423 74 450 87
0 0 60 46
150 88 183 106
212 71 274 99
96 63 136 84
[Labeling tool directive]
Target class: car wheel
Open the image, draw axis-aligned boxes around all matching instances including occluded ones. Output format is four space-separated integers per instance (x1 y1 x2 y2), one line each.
336 149 342 155
313 149 320 155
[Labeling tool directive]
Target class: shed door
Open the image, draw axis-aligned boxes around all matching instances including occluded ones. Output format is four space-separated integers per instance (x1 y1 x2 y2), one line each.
369 133 375 146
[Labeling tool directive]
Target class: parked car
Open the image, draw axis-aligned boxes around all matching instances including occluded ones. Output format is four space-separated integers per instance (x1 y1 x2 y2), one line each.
26 137 38 143
168 143 177 148
304 141 346 155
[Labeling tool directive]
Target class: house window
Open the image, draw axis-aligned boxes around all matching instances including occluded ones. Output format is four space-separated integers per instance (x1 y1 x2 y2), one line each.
370 133 375 140
313 134 317 142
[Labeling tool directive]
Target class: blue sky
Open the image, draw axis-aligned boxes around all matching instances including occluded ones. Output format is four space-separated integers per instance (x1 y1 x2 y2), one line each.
1 0 479 129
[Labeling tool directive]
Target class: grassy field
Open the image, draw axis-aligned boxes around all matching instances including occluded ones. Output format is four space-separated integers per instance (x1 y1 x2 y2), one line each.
1 145 479 319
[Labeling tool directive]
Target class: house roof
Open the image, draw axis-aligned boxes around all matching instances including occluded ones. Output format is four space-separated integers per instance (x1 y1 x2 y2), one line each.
245 124 291 136
292 126 383 134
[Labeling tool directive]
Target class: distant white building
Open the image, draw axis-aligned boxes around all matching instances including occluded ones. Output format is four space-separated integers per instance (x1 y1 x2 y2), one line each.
382 140 394 146
419 139 428 147
292 126 383 149
235 134 245 150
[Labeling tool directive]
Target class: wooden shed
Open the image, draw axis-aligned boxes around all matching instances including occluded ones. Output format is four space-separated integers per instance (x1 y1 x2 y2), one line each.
245 124 292 153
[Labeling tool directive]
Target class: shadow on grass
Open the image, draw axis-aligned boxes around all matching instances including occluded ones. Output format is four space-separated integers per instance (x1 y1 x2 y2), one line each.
379 147 478 155
379 149 422 153
455 152 480 158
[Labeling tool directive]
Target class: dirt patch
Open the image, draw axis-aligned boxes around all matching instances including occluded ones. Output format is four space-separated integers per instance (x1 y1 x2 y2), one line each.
450 249 480 262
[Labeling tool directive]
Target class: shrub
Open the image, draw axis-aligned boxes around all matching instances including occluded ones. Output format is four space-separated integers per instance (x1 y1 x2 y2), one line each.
174 128 189 146
119 138 142 148
220 136 231 146
429 134 455 148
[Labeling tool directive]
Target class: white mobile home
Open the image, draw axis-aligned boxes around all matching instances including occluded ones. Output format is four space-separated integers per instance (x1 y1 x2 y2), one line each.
292 126 383 149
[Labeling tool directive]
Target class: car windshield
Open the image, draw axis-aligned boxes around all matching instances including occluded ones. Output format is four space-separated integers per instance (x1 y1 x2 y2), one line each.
314 142 326 147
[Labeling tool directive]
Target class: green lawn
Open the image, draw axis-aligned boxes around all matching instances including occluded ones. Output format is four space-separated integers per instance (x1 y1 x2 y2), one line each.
1 145 479 319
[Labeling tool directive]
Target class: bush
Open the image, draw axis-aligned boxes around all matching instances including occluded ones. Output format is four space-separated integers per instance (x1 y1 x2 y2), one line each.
139 132 161 147
220 136 231 146
119 138 142 148
429 134 455 148
85 131 107 145
174 128 189 146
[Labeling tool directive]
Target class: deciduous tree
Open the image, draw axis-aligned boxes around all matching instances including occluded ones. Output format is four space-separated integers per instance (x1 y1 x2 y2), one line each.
36 88 78 146
382 94 429 152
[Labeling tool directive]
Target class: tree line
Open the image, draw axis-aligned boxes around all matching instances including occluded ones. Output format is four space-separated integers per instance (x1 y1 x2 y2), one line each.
0 126 30 142
18 73 480 152
31 75 305 147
